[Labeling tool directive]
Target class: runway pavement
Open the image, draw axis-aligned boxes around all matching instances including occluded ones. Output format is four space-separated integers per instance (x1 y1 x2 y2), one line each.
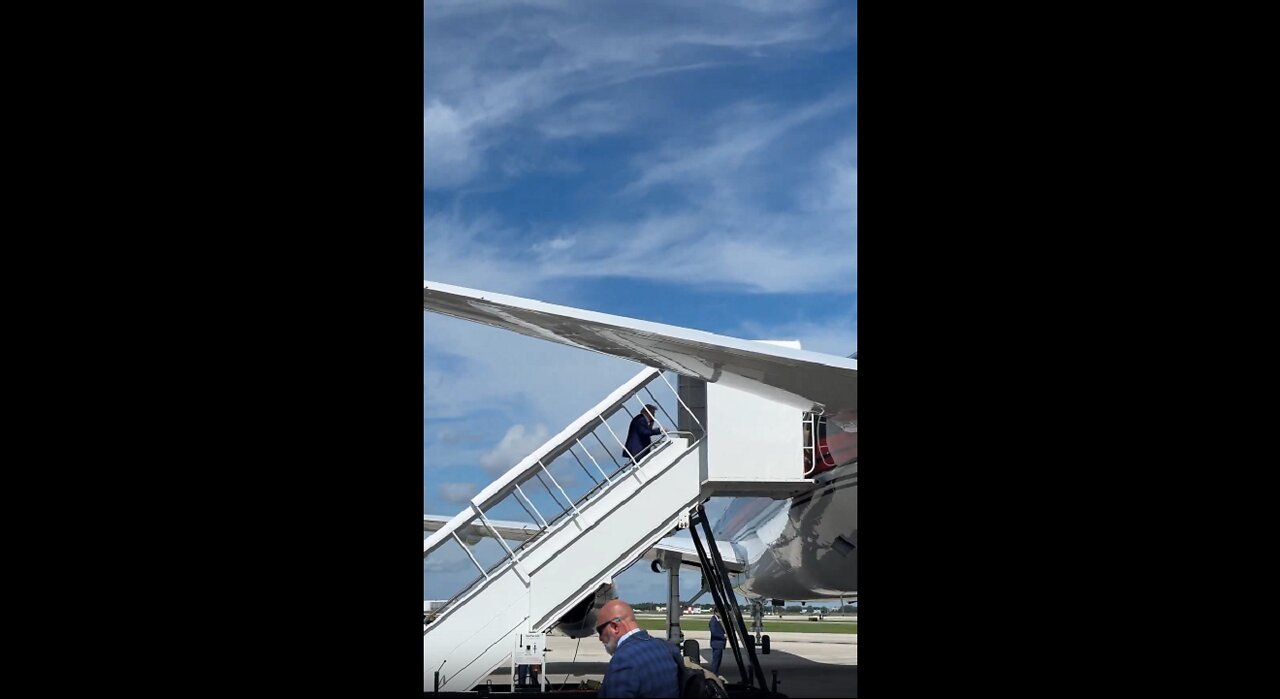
483 629 857 698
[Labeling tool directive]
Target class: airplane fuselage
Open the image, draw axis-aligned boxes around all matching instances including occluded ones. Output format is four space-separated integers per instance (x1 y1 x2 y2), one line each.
722 460 858 600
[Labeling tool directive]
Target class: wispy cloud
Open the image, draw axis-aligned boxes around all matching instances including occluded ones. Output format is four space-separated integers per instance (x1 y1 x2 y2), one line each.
478 424 551 474
732 314 858 358
424 549 465 574
425 313 641 432
424 101 484 189
623 92 855 196
439 482 479 504
437 428 487 446
537 100 632 141
427 204 856 295
424 0 855 190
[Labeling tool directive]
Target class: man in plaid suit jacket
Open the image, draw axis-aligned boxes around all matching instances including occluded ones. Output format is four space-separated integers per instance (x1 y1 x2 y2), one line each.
595 599 680 698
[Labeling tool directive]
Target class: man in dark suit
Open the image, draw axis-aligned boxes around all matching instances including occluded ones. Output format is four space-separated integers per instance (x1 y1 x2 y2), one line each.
595 599 680 698
709 612 727 675
623 404 664 465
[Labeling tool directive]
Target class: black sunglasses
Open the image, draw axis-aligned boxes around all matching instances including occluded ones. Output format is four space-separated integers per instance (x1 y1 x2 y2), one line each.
595 616 623 636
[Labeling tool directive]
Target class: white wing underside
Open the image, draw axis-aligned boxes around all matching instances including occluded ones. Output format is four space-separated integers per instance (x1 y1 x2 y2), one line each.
642 536 748 574
423 514 542 543
423 281 856 414
423 515 747 572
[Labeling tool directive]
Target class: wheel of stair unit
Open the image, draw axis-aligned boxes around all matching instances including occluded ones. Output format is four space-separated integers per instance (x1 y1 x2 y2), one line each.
745 635 755 653
761 634 770 654
683 639 700 662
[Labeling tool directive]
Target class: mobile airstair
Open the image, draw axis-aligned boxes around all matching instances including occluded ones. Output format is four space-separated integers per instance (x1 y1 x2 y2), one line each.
423 367 813 692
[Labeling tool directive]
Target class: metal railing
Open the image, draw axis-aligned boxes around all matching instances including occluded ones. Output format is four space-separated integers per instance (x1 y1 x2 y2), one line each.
424 368 706 623
803 411 837 478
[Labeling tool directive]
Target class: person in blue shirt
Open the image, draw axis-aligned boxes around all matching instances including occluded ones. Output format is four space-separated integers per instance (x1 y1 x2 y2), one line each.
708 612 727 676
623 404 664 465
595 599 680 698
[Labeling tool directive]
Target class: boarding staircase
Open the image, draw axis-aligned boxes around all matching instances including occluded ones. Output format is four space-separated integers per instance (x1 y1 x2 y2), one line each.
423 367 812 692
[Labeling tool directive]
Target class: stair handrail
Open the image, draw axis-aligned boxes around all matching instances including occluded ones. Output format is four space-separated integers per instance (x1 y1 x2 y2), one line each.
425 366 662 558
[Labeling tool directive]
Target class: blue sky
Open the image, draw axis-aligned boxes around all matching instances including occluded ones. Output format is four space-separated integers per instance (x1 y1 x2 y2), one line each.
425 0 857 606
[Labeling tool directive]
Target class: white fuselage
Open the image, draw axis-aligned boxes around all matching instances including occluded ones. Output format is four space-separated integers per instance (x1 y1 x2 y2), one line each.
721 460 858 600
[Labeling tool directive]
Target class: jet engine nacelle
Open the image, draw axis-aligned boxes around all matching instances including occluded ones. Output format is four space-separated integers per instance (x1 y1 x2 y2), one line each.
553 581 618 638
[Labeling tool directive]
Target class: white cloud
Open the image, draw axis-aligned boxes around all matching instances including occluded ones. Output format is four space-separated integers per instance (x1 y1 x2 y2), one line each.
425 310 643 425
425 82 857 294
424 1 855 189
423 213 547 297
425 100 483 189
624 93 854 196
732 315 858 358
801 137 857 215
427 197 856 295
538 100 630 140
439 482 478 503
424 557 456 574
535 237 574 253
479 424 552 474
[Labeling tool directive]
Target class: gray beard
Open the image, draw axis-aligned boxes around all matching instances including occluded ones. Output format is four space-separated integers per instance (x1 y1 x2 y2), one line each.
604 636 618 656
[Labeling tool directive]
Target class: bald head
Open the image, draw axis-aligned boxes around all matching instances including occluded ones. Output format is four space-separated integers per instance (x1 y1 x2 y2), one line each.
594 599 638 652
596 599 634 627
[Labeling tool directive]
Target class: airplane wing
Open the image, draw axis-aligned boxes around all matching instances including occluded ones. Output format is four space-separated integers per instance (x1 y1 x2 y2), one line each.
424 515 746 572
423 514 542 543
423 281 857 413
642 536 748 574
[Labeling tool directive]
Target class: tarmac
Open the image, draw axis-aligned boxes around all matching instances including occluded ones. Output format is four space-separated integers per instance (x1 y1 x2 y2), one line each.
481 629 857 698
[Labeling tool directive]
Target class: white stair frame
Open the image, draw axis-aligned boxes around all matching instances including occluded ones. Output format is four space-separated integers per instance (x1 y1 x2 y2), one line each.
423 364 817 692
424 435 702 692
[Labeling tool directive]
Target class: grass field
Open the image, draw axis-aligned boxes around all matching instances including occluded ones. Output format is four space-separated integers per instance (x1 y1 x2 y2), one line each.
635 617 856 635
